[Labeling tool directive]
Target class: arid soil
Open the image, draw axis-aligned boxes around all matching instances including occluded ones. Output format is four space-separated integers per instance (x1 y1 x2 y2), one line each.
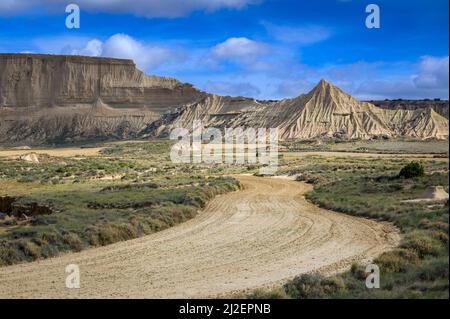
282 151 449 162
1 145 446 162
0 176 399 298
0 147 103 158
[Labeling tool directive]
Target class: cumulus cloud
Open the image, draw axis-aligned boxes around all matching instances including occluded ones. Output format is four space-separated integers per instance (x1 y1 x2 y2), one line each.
269 57 449 100
413 56 449 90
0 0 260 17
102 34 178 70
262 22 332 45
68 34 180 71
204 80 261 96
355 56 449 100
32 36 97 55
211 37 268 63
72 39 103 57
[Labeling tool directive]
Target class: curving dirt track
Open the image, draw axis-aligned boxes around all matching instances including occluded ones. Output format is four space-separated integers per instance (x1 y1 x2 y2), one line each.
0 176 399 298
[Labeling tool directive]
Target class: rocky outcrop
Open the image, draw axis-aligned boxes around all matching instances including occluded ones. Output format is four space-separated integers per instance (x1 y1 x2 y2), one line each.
370 99 449 119
0 54 205 144
140 94 268 138
144 80 449 140
0 54 448 143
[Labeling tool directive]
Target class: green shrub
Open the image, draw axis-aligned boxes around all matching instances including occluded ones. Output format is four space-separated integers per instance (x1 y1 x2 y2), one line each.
20 241 41 259
247 288 289 299
374 249 419 273
350 263 368 280
401 231 444 258
399 162 425 179
283 274 346 299
410 257 449 282
62 233 84 252
0 244 23 266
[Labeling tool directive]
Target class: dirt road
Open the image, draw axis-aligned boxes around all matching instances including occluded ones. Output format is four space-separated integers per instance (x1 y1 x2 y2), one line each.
0 176 399 298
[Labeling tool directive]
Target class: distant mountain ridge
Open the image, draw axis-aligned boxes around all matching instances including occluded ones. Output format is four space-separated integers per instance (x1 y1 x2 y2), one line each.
144 79 449 140
369 99 449 119
0 54 448 145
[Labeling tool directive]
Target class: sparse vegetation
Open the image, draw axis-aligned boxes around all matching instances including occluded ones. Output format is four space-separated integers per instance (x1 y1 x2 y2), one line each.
399 161 426 179
1 139 448 298
249 155 448 299
0 141 241 266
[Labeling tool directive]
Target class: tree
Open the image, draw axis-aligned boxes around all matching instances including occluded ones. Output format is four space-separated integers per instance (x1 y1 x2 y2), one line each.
399 162 425 179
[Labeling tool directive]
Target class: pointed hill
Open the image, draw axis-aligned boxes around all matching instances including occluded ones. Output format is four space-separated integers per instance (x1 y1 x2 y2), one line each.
142 79 449 140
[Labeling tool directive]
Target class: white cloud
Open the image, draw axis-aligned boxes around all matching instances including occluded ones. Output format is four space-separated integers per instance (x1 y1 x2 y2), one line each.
355 56 449 100
413 56 449 90
72 39 103 57
262 22 332 45
32 36 96 55
34 34 180 71
0 0 260 17
212 37 268 63
101 34 177 70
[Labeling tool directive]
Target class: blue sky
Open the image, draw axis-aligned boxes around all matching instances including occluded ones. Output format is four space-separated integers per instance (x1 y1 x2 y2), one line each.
0 0 448 99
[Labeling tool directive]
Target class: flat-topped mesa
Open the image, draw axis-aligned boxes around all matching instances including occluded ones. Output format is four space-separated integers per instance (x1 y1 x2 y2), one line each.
0 53 136 65
0 55 448 144
0 53 206 144
0 53 204 110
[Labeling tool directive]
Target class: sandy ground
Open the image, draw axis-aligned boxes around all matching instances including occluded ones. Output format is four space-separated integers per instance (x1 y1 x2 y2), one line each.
0 147 103 158
1 142 448 162
0 176 399 299
282 151 449 162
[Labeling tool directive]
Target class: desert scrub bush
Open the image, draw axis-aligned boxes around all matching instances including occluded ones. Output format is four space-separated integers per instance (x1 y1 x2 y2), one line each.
409 257 449 282
247 288 289 299
374 249 419 273
401 230 445 258
399 162 425 179
279 156 448 299
283 274 346 299
62 233 84 252
19 240 41 259
0 242 23 266
93 223 139 246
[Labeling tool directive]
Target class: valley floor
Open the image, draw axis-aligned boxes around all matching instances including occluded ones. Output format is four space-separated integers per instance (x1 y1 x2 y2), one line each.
0 176 399 298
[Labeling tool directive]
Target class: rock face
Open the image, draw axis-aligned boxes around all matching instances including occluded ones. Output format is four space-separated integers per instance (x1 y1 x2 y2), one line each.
144 80 449 140
0 54 448 144
0 54 204 144
370 99 449 119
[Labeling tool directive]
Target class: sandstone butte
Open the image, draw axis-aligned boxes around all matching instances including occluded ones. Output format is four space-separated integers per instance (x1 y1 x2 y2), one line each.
0 53 448 145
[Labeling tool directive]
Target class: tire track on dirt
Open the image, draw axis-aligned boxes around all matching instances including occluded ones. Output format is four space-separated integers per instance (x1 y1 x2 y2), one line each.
0 176 400 298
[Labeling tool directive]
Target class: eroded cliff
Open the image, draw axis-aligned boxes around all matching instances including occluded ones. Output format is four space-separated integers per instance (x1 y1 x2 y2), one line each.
0 54 448 144
0 54 205 144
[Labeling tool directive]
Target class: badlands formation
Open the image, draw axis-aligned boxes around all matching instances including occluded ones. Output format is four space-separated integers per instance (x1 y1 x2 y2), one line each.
0 53 448 144
0 54 204 144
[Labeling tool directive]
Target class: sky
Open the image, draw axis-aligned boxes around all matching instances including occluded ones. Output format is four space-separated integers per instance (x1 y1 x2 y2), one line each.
0 0 448 100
